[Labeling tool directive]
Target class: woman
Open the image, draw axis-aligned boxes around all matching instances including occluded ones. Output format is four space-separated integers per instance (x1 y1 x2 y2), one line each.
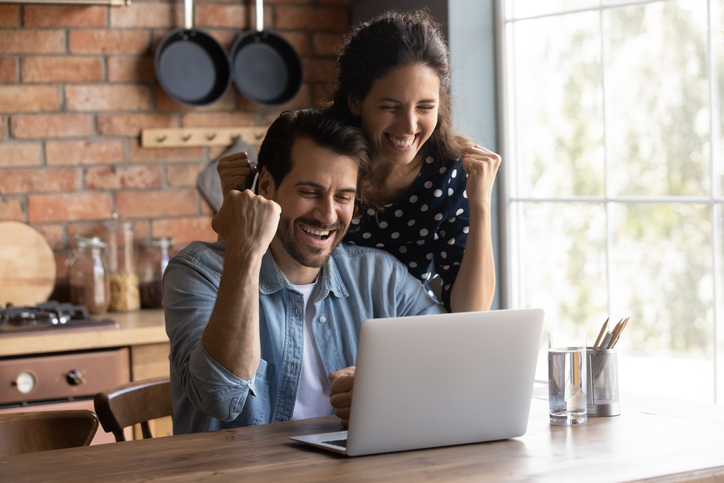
217 10 500 312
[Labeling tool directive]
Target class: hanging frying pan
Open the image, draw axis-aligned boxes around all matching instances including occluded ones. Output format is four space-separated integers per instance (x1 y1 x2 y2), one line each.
155 0 231 106
230 0 302 105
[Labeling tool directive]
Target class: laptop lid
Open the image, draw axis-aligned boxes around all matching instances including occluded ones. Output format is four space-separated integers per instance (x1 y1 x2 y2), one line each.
292 308 544 456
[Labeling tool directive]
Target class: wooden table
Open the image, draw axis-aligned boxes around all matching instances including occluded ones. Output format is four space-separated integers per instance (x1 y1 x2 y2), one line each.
3 392 724 482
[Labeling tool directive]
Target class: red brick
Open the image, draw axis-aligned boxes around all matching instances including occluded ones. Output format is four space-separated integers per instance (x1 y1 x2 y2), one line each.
264 0 310 3
0 143 42 167
195 5 248 28
67 219 149 244
69 30 150 54
84 166 162 190
0 31 65 54
0 86 59 113
23 57 103 83
277 31 310 56
46 140 124 166
302 58 337 83
319 0 351 5
275 6 348 31
312 32 343 57
0 58 18 83
152 216 215 244
0 197 23 221
182 112 256 128
156 85 237 112
167 164 204 187
116 189 196 218
24 6 106 27
29 192 112 222
66 85 150 111
0 6 20 27
110 3 179 28
238 83 311 111
11 114 93 138
130 140 203 163
0 168 79 194
108 56 155 82
32 224 64 250
97 114 177 136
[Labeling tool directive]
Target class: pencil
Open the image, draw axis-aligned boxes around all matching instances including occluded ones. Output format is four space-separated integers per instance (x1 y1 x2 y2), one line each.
610 317 629 348
593 318 609 350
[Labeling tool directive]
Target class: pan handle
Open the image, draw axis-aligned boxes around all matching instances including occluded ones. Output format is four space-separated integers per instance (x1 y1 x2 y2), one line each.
256 0 263 32
185 0 193 30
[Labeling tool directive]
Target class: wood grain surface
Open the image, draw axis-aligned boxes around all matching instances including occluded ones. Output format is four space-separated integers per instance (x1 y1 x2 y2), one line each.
0 221 56 307
3 395 724 483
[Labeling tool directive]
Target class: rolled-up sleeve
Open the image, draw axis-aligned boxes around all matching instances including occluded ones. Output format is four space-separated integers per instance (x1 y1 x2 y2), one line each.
163 250 257 422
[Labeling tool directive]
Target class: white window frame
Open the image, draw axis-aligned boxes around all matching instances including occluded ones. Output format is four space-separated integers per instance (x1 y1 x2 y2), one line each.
494 0 723 403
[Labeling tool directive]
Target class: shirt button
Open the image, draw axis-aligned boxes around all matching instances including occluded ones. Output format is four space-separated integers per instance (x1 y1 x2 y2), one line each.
319 316 326 323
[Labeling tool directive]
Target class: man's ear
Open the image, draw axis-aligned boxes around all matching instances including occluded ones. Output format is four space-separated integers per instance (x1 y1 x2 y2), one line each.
348 94 362 117
257 167 275 198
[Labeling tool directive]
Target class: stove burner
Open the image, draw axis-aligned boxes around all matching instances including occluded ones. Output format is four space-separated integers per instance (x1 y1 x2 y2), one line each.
0 301 118 334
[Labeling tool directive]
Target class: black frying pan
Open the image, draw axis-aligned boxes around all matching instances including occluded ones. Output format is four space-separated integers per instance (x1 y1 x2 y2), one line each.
155 0 231 106
230 0 302 105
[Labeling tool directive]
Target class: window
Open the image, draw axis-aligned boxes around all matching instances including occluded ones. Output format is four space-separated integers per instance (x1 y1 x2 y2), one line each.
499 0 724 403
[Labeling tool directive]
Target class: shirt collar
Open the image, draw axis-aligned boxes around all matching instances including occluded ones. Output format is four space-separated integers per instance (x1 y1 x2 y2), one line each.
258 247 349 300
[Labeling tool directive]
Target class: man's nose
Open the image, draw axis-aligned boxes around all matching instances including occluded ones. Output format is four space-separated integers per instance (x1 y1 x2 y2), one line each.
313 196 337 225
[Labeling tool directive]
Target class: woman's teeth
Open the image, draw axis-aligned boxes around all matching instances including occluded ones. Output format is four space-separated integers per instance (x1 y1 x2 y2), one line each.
387 134 414 148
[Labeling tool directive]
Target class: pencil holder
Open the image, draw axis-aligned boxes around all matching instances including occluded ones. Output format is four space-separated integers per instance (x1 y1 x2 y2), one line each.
586 348 620 417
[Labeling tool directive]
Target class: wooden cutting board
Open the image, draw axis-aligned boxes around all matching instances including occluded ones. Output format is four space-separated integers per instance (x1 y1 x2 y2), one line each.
0 221 56 307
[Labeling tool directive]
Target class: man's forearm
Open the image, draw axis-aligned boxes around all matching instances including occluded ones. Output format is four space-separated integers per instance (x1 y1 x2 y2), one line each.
202 250 264 380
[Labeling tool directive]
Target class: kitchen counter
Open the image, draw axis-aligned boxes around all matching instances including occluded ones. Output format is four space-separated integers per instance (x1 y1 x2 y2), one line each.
0 309 167 357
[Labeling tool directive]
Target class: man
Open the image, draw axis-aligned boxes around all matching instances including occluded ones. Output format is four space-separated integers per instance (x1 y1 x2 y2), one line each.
164 109 445 435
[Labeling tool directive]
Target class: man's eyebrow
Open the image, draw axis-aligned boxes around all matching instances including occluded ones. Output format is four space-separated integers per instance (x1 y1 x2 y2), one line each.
294 181 357 194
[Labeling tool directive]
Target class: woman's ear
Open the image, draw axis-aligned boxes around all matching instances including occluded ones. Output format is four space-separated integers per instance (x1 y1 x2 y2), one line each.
348 94 362 116
257 167 275 198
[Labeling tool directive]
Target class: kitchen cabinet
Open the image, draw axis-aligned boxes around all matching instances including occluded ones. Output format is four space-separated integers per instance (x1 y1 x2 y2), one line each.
0 309 171 440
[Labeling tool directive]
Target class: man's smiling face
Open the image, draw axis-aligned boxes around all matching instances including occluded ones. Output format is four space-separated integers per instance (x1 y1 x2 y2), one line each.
262 136 359 272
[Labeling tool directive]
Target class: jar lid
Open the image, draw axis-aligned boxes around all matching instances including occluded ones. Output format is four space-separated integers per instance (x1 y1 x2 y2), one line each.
75 234 107 249
141 236 174 248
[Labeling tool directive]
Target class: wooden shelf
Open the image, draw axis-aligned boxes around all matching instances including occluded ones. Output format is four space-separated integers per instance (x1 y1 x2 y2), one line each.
141 127 268 148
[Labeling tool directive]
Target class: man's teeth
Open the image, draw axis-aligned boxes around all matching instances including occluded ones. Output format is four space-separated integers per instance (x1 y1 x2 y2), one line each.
303 226 330 237
388 135 414 148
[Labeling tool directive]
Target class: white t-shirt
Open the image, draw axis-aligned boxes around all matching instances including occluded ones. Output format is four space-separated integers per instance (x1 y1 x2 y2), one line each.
290 280 335 420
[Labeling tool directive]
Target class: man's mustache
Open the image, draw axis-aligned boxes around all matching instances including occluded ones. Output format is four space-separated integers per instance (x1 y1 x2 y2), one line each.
295 218 345 232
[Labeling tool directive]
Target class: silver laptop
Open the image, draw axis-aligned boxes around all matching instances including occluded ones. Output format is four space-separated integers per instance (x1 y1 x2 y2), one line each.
290 308 544 456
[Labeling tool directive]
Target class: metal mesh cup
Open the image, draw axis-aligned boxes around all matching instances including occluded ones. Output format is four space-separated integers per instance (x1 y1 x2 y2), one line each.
586 348 621 417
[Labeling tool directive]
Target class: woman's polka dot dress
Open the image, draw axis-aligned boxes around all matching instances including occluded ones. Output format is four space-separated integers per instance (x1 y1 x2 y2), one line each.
345 156 470 310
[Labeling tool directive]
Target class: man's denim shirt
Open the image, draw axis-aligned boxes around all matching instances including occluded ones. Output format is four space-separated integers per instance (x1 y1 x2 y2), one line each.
163 241 446 435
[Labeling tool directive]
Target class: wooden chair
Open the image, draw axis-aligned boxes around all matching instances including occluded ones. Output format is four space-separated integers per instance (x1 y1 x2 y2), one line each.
0 410 99 456
94 376 173 442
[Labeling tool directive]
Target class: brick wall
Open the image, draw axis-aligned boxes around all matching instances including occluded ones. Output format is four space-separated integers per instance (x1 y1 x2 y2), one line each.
0 1 348 300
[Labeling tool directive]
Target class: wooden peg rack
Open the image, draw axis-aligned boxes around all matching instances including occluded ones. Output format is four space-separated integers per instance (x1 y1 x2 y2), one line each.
141 127 268 148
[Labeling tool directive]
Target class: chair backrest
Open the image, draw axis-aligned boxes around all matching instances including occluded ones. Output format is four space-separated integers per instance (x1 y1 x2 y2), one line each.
94 376 172 442
0 410 99 456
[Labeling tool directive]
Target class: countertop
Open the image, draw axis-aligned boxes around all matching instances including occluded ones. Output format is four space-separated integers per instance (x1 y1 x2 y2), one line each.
0 309 168 357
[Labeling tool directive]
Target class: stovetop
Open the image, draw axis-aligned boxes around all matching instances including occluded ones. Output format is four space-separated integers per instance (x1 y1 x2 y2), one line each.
0 301 119 335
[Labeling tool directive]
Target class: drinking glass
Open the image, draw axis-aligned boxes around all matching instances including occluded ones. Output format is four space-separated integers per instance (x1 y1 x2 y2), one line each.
548 330 587 425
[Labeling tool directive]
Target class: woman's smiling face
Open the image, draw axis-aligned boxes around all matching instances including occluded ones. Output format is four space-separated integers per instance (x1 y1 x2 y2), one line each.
349 64 440 167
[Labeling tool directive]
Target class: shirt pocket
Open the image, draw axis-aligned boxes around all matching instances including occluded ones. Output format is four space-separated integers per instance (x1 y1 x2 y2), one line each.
235 358 275 426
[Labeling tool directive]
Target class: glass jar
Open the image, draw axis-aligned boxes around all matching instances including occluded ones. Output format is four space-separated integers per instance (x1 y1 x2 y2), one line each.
68 235 110 315
138 237 173 309
104 216 140 311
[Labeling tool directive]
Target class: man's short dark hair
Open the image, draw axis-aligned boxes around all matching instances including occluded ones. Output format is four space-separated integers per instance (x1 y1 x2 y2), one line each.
257 109 371 189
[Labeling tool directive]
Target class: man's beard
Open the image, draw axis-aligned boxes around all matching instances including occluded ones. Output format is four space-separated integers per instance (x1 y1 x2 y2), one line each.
276 215 347 268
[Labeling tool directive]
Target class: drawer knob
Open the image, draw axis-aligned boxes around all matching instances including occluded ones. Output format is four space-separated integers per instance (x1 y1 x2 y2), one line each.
66 369 85 386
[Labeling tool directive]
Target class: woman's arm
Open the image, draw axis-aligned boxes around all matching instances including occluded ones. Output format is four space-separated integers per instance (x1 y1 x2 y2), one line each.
449 145 501 312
